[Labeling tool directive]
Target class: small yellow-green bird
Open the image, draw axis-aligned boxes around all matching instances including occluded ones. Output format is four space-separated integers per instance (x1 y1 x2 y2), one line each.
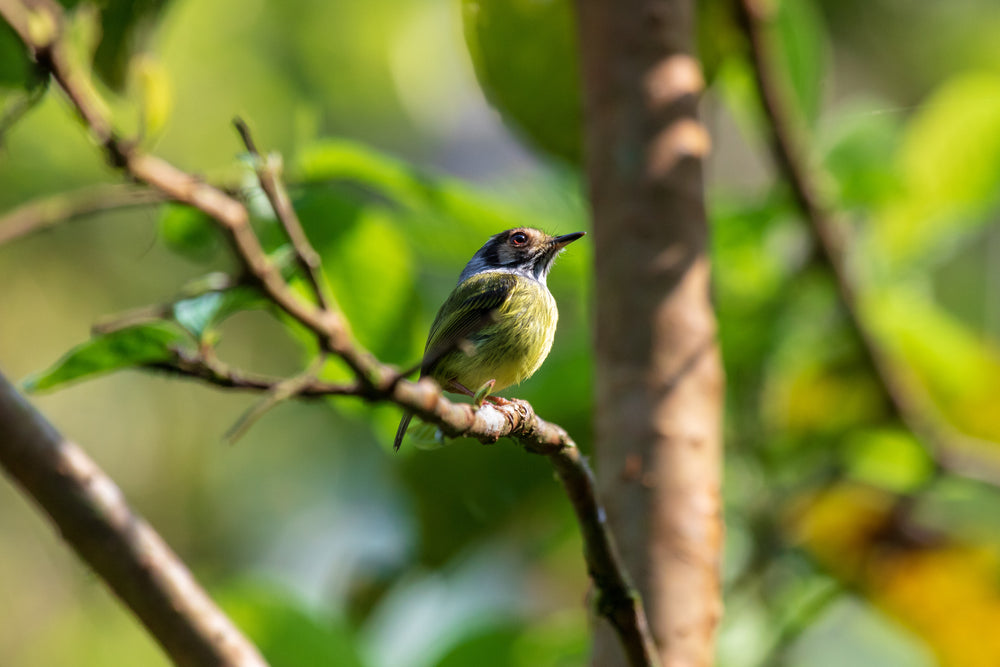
393 227 584 451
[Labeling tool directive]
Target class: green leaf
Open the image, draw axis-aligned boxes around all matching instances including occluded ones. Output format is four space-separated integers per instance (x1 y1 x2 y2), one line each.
172 287 267 338
821 102 903 208
218 582 367 667
435 624 521 667
435 615 588 667
773 0 828 125
158 202 221 262
295 139 523 236
874 72 1000 272
25 323 189 392
842 428 933 493
91 0 174 91
461 0 581 162
321 209 415 356
865 285 1000 442
712 192 803 307
0 18 33 88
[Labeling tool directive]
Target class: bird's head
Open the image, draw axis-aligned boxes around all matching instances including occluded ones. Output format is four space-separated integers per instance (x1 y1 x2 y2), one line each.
458 228 585 285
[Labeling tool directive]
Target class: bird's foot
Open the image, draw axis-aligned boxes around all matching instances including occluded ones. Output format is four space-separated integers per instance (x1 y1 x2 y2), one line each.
484 395 513 406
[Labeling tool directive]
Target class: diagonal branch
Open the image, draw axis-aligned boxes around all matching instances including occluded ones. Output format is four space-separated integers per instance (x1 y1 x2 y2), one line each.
734 0 1000 489
0 369 268 667
0 1 659 663
232 117 335 313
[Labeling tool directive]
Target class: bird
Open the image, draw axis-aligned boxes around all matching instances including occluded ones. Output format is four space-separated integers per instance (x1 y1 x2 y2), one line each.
393 227 585 451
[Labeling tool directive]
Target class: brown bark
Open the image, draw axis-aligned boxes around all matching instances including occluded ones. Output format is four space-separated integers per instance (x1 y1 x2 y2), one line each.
574 2 724 666
0 370 268 667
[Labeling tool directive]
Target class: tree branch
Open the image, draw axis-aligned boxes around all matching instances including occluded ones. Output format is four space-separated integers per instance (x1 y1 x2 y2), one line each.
0 0 659 663
232 117 335 313
575 1 723 665
0 184 166 245
734 0 1000 489
145 347 356 396
0 369 268 667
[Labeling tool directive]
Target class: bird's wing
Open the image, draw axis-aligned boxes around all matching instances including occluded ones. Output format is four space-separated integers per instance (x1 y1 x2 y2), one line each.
420 272 517 377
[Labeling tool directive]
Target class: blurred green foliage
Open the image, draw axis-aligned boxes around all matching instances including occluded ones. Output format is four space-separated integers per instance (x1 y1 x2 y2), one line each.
461 0 581 162
4 0 1000 666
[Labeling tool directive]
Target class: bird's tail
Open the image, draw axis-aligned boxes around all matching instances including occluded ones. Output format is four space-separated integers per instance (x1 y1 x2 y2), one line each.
393 411 414 452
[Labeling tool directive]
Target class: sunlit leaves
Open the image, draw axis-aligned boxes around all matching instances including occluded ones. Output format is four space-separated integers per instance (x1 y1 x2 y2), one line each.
874 73 1000 272
865 287 1000 441
842 428 933 493
793 485 1000 667
24 322 188 392
131 54 173 146
873 546 1000 667
789 484 896 578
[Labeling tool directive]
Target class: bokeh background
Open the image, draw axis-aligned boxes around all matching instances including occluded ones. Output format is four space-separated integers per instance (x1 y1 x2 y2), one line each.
3 0 1000 665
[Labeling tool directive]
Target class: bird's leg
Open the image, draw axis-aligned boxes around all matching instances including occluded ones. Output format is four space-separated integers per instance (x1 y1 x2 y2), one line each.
446 380 477 397
472 379 497 407
448 379 509 408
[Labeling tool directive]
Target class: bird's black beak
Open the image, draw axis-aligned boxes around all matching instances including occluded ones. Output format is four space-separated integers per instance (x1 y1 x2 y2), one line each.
552 231 585 249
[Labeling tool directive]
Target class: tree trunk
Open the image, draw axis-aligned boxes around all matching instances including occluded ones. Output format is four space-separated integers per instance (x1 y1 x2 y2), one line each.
574 2 724 666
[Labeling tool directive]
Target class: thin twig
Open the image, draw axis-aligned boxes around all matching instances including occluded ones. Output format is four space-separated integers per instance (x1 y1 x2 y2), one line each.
232 117 334 312
146 348 352 396
223 355 328 443
0 1 659 662
0 369 268 667
734 0 1000 489
92 303 172 335
0 77 48 145
0 184 166 245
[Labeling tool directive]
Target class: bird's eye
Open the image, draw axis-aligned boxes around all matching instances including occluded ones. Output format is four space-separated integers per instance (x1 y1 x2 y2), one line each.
510 232 528 246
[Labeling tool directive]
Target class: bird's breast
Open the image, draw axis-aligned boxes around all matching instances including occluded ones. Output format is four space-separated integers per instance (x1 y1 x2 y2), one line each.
454 278 558 391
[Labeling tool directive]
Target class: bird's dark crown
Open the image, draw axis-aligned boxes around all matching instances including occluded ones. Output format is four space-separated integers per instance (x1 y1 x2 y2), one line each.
457 228 584 285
